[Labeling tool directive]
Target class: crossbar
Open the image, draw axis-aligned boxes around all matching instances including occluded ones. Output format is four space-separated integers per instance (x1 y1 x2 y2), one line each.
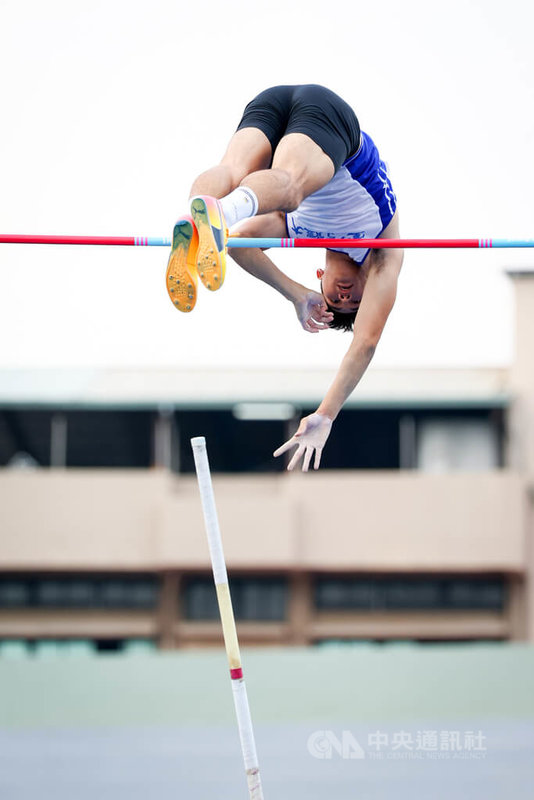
1 234 534 248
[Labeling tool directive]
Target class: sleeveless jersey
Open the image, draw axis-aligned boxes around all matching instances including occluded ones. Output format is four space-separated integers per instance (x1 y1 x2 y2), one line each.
286 131 397 265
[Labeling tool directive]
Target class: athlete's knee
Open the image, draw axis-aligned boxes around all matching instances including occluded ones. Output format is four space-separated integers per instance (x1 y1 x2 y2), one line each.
212 163 247 187
218 161 252 187
190 163 244 197
278 171 306 211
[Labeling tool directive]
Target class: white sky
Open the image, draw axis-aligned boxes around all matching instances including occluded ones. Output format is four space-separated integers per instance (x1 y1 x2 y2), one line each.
0 0 533 372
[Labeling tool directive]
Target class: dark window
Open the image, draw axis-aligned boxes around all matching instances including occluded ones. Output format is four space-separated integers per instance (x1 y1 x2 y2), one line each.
0 405 505 472
0 410 152 468
318 408 401 470
183 575 288 620
178 411 286 473
65 411 152 467
0 574 159 609
315 407 505 471
0 410 53 466
314 575 506 611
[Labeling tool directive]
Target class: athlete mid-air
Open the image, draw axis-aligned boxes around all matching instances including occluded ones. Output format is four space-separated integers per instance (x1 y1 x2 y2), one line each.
166 84 403 471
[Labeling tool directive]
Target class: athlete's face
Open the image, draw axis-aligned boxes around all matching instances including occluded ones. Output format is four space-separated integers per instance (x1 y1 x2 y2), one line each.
317 256 364 314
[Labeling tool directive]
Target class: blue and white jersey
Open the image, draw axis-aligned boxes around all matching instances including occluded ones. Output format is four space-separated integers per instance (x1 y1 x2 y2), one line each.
286 131 397 264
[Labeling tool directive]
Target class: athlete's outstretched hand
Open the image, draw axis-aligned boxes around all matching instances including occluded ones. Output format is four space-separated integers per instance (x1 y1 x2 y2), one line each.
273 413 333 471
292 289 333 333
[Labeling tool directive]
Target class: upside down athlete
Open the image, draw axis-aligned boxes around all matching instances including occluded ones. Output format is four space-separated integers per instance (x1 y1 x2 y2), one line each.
166 84 404 471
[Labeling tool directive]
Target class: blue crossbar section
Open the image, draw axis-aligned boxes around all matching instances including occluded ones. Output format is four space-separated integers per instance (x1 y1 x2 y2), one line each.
227 238 288 248
491 239 534 248
147 237 171 246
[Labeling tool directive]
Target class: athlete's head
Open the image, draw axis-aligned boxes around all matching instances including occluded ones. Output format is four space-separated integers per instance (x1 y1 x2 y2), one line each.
317 252 364 332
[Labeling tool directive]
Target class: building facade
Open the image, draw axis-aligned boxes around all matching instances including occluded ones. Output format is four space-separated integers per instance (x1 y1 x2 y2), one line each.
0 271 533 651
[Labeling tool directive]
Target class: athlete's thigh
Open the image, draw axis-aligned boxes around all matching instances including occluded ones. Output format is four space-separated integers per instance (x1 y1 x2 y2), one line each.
219 128 273 183
271 132 335 198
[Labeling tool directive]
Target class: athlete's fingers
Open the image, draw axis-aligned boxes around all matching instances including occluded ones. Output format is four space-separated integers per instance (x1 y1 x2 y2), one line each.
302 446 314 472
313 447 324 470
309 313 328 324
311 312 331 328
287 444 305 471
273 438 297 458
305 320 321 333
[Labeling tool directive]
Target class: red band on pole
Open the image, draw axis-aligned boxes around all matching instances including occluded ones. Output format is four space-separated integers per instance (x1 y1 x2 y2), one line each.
230 667 243 680
292 238 481 249
0 234 138 246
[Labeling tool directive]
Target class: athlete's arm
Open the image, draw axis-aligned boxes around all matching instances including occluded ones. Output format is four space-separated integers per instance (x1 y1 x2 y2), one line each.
318 246 402 418
275 215 404 470
228 213 333 332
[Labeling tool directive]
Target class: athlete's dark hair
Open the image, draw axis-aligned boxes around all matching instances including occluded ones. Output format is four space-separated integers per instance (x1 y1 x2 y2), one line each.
325 304 357 332
319 279 357 332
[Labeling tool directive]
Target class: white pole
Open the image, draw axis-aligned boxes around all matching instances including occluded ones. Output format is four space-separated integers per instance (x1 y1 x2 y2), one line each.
191 436 264 800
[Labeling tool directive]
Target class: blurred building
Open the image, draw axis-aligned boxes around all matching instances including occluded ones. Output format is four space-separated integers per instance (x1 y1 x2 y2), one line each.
0 270 533 652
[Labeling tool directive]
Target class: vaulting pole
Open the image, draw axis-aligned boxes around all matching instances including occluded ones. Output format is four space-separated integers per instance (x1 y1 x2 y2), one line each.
191 436 264 800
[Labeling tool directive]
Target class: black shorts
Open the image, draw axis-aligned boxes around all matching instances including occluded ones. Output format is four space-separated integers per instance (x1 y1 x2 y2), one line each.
236 84 361 171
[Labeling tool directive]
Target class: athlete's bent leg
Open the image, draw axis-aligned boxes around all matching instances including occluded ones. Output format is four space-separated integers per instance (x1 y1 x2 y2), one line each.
190 130 335 219
185 132 334 299
239 133 335 213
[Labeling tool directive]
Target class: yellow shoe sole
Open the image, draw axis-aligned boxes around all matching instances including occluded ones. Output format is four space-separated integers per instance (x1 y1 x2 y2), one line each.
165 217 199 312
190 196 226 291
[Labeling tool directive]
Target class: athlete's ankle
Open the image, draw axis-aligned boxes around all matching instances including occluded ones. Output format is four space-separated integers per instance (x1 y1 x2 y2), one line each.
219 187 259 228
